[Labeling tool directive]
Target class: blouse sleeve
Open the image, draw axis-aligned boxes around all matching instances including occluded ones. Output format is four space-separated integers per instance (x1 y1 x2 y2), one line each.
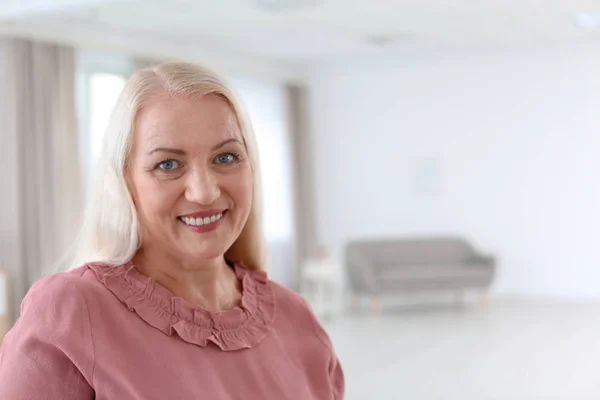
329 353 345 400
309 309 345 400
0 274 95 400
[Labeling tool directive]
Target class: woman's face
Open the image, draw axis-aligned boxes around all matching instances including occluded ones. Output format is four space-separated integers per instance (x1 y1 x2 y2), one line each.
127 92 253 264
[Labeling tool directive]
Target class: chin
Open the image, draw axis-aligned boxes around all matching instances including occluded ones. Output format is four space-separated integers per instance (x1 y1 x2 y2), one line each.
182 242 229 262
175 224 241 262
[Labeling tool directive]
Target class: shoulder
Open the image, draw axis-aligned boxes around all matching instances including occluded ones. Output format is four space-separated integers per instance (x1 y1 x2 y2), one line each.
269 280 335 353
268 280 345 398
20 265 107 321
21 269 84 320
0 268 98 394
2 267 98 367
25 266 99 302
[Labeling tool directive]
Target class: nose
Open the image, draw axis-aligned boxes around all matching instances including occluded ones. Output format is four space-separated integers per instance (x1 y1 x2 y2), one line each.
185 167 221 206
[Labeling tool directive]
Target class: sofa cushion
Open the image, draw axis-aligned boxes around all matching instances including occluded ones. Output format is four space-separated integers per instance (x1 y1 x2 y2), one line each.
378 265 493 291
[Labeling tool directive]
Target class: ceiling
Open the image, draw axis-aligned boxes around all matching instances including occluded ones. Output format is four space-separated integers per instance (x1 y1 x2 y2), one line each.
1 0 599 80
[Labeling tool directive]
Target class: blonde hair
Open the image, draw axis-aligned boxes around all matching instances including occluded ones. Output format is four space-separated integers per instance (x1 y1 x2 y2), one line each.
62 62 265 271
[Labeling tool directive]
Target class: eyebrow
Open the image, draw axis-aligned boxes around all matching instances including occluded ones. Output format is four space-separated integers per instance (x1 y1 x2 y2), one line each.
147 138 243 156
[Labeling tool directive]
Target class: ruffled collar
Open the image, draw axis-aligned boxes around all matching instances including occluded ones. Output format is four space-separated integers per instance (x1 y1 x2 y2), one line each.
86 261 276 351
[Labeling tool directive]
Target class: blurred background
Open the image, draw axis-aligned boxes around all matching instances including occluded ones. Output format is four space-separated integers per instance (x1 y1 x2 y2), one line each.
1 0 600 398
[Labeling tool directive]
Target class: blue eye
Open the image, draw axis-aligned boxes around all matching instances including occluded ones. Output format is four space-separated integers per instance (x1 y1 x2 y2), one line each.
215 153 238 164
157 160 180 171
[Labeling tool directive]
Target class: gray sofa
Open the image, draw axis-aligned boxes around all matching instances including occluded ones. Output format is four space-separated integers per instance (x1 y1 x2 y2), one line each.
345 237 496 301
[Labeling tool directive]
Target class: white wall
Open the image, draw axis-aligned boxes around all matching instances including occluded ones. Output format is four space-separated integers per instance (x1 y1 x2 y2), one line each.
307 42 600 299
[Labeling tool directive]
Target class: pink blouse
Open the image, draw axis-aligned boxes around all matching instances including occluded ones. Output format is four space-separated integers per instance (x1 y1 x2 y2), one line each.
0 262 344 399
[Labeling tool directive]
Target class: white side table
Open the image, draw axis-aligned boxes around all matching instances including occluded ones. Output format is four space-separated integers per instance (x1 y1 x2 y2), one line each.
300 259 343 319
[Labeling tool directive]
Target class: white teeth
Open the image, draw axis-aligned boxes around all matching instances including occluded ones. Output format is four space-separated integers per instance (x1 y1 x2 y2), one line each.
183 217 196 226
180 213 223 227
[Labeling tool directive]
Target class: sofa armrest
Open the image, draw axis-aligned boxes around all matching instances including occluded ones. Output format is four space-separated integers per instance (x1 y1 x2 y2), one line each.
345 249 380 294
347 262 380 294
466 253 496 268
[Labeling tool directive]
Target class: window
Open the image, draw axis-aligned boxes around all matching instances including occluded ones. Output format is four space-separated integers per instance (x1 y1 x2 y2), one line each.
234 78 296 286
88 73 126 169
77 50 131 187
234 79 294 242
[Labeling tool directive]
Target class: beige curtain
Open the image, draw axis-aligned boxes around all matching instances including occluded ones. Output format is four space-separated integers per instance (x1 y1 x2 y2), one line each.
286 84 318 288
0 37 81 325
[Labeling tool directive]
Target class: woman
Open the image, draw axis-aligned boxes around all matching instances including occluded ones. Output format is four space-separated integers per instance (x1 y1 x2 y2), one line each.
0 62 344 399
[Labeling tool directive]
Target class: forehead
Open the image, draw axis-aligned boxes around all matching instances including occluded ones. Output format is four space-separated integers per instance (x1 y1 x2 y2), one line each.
133 93 242 150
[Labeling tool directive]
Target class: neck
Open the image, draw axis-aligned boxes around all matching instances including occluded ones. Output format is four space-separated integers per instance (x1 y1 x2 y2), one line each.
131 248 242 313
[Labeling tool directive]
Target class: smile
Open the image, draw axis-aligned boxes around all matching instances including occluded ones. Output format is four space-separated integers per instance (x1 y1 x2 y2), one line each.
178 212 224 227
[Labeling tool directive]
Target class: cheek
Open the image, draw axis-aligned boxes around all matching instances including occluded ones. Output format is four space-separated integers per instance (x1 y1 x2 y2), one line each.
237 169 254 206
223 168 254 208
131 173 182 218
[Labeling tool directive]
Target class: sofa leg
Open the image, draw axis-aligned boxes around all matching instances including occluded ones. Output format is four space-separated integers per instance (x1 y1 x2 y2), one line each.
370 296 382 316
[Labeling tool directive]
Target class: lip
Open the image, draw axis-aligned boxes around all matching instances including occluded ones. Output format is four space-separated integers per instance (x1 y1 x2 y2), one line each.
179 209 227 218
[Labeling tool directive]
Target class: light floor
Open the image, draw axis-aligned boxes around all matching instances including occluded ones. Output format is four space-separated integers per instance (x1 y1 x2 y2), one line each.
323 299 600 400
